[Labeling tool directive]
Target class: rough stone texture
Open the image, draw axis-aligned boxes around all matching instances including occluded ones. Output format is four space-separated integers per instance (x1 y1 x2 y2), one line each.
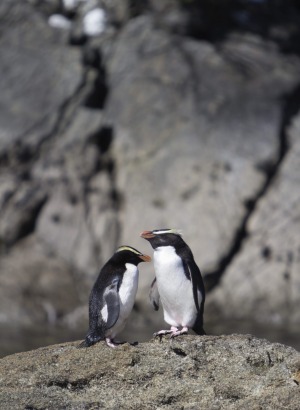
1 0 300 347
206 113 300 325
0 0 81 152
103 17 300 302
31 102 118 270
0 235 81 326
0 335 299 409
0 1 119 327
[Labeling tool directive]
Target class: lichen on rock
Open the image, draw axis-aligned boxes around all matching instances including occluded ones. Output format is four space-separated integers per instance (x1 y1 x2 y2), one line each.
0 335 299 409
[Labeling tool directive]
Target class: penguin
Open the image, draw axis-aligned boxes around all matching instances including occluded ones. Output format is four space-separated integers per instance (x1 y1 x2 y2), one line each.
140 229 205 337
80 246 151 348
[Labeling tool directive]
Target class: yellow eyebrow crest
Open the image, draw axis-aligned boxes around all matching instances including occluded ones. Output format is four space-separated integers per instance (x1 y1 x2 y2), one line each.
116 246 142 255
153 229 182 236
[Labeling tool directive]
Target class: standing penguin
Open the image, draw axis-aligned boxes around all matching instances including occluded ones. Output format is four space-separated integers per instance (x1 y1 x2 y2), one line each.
80 246 151 348
141 229 205 337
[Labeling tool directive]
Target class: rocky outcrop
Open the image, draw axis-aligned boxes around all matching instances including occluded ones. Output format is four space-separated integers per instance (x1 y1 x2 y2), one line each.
206 113 300 325
0 0 118 327
0 335 299 409
103 16 300 304
1 0 300 350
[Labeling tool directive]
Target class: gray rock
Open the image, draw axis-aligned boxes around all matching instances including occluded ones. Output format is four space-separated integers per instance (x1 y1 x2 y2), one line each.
101 0 131 25
36 172 118 276
0 236 80 326
0 0 118 328
103 17 300 304
0 335 299 409
0 0 82 153
206 113 300 325
1 0 300 341
0 182 47 246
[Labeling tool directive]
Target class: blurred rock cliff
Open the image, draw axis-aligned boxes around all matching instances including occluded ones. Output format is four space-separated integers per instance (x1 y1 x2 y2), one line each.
0 0 300 353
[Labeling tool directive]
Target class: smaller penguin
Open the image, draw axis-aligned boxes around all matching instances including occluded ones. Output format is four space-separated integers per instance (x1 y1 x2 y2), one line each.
141 229 205 338
80 246 151 348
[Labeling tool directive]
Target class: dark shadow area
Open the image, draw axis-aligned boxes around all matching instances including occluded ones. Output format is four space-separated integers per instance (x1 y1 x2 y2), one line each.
12 196 47 246
83 71 108 109
181 0 300 55
88 126 113 154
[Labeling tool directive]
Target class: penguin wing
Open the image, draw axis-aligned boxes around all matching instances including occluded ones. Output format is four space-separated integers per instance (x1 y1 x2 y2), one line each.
149 277 160 311
103 278 120 330
183 258 206 335
182 258 205 313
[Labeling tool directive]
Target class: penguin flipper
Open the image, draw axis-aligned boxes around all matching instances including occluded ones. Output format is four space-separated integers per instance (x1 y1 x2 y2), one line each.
182 259 205 312
78 330 104 348
192 301 206 336
104 278 120 330
149 277 160 311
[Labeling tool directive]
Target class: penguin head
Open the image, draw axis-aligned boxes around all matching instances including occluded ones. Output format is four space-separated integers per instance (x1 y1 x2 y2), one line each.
114 246 151 266
140 229 183 249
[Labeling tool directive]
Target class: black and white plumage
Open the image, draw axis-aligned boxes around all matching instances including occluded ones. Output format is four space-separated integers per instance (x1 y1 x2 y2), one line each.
141 229 205 337
80 246 151 348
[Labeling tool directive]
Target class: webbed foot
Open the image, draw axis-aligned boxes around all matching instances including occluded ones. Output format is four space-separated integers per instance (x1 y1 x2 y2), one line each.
170 326 188 338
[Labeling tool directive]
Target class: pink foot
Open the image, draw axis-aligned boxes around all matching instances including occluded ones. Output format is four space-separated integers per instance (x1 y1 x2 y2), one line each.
105 338 119 348
154 326 178 338
170 326 188 338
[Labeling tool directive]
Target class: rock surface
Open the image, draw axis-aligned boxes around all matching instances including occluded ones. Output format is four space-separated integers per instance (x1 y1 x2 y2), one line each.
206 113 300 325
1 0 300 348
0 0 118 327
0 0 82 152
103 16 300 301
0 335 299 409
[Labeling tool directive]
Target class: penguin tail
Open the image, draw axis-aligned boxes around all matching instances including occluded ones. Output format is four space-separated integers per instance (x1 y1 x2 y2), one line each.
77 340 89 349
192 319 206 336
77 332 104 348
193 326 206 336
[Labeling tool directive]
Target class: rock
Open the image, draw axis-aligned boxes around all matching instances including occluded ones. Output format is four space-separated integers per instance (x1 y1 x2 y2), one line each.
83 8 106 37
1 0 300 345
0 236 80 326
0 0 82 154
0 182 47 246
36 172 118 276
103 17 300 303
206 113 300 325
0 0 118 329
63 0 80 13
48 14 72 30
0 335 299 409
101 0 131 25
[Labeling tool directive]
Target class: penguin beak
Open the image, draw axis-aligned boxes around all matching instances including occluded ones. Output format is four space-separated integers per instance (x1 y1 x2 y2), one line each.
140 230 155 239
139 254 151 262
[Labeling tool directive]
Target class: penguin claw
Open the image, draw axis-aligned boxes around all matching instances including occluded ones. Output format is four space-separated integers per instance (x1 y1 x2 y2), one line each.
77 340 88 348
105 338 119 348
170 326 189 338
153 330 173 338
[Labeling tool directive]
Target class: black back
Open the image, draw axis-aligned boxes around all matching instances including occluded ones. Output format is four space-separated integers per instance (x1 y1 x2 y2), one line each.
81 247 147 347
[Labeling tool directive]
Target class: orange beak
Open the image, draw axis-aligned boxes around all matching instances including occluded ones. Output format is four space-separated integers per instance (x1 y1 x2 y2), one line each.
140 230 155 239
139 254 151 262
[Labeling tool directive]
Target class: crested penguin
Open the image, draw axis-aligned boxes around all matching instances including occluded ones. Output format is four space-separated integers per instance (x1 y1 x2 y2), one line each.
141 229 205 337
80 246 151 348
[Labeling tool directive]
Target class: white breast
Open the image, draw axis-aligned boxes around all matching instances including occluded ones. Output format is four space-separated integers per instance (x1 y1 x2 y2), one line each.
154 246 198 328
105 263 139 339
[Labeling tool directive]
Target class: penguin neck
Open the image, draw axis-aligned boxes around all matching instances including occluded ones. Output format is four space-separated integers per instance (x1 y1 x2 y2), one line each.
155 245 176 253
153 246 185 285
154 246 179 265
154 245 180 258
